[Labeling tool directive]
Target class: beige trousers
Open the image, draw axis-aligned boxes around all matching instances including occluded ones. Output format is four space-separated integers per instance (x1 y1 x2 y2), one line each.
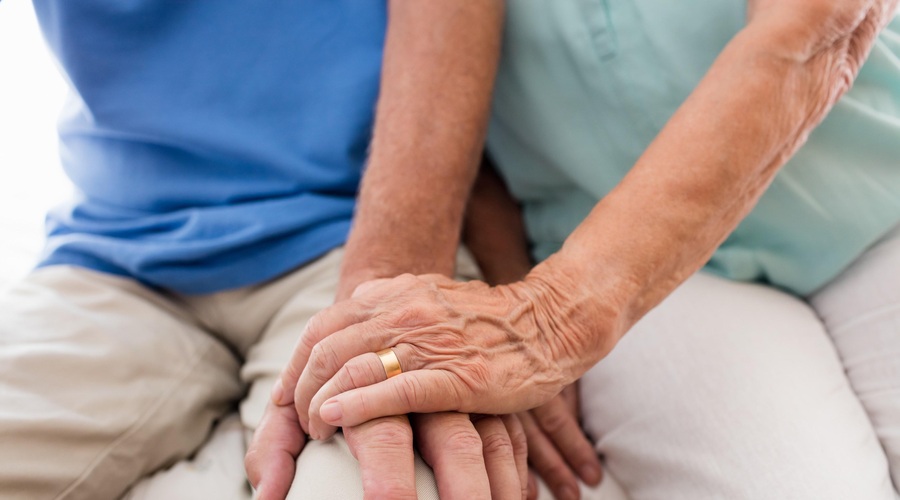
577 224 900 499
2 227 899 499
0 247 326 499
0 248 445 499
0 248 612 500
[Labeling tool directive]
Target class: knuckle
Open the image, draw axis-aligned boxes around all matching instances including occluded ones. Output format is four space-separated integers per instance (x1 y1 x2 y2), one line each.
361 478 416 500
376 420 414 446
392 302 433 328
360 421 414 450
544 461 573 482
535 406 570 435
507 425 528 457
309 341 338 380
480 428 515 458
445 373 471 407
442 427 484 458
571 439 598 463
396 376 428 409
343 360 374 391
302 313 323 344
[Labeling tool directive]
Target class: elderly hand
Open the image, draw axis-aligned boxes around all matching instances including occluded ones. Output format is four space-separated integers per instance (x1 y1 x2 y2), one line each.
271 255 621 441
413 412 529 499
520 383 602 500
246 401 528 499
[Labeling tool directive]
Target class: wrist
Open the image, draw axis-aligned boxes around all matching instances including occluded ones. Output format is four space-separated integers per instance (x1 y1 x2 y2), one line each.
515 252 629 379
337 228 460 301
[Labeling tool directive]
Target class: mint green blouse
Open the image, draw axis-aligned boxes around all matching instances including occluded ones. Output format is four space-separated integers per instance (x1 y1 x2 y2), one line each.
487 1 900 296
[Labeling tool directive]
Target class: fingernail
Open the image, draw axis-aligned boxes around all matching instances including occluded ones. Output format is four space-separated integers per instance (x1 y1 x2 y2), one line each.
320 400 342 424
270 379 285 405
580 463 602 485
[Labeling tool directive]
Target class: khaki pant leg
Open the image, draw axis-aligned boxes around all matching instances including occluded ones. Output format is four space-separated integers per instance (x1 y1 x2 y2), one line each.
0 266 242 500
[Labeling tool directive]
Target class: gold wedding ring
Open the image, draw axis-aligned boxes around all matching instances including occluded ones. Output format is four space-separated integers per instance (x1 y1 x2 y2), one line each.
376 348 403 379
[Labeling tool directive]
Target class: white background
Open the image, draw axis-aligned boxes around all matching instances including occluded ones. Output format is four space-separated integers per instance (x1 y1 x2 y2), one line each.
0 0 70 285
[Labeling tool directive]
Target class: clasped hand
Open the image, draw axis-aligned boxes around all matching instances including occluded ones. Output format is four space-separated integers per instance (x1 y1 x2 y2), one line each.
251 265 612 498
271 272 593 441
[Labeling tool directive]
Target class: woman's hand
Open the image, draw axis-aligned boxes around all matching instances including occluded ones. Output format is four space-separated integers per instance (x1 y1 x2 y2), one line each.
520 383 602 500
271 261 620 440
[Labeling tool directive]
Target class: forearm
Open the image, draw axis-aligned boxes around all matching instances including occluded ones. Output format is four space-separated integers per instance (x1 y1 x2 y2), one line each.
529 0 898 372
337 0 504 300
462 156 533 286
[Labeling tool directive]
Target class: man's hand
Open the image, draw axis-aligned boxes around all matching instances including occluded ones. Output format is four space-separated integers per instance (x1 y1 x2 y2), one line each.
520 383 602 500
245 402 529 499
246 402 421 500
245 401 306 500
247 0 509 497
413 412 529 499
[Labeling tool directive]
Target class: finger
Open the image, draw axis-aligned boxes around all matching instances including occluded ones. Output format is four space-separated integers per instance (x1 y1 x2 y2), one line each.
308 345 410 440
502 414 529 500
527 470 538 500
532 395 603 486
414 412 491 499
519 411 581 500
294 320 390 434
245 401 306 500
272 300 371 410
344 415 418 500
317 370 465 428
474 416 522 500
562 383 579 418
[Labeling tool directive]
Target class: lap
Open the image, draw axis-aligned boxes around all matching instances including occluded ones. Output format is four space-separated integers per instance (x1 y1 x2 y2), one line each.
0 266 242 500
0 249 348 500
25 243 892 499
580 271 895 499
810 223 900 490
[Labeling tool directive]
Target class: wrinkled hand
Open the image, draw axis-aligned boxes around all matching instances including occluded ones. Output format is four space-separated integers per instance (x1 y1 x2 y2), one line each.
520 383 602 500
273 269 610 440
246 400 529 499
246 401 424 500
413 412 529 499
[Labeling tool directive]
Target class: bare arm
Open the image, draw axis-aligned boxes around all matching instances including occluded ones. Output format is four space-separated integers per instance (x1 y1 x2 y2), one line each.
336 0 504 300
462 156 533 286
286 0 899 434
248 2 513 499
530 0 900 376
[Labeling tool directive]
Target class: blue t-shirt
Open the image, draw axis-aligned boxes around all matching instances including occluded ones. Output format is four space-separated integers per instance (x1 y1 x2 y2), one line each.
31 1 386 293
